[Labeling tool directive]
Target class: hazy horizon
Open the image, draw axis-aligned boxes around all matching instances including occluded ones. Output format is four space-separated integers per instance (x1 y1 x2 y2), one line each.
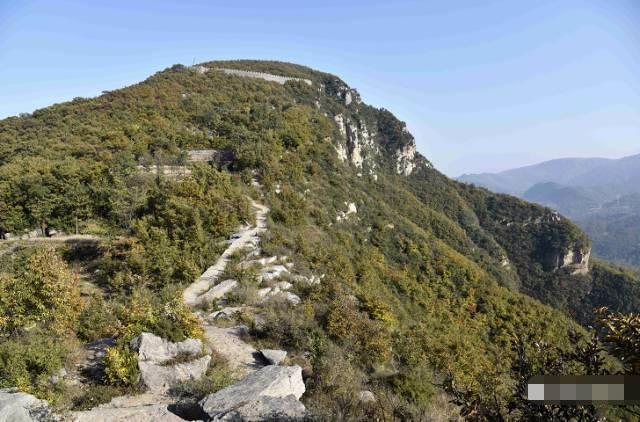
1 0 638 176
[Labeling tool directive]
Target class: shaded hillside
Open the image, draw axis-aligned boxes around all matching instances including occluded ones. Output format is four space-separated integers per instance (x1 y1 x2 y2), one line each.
458 157 612 195
459 154 640 268
1 60 638 418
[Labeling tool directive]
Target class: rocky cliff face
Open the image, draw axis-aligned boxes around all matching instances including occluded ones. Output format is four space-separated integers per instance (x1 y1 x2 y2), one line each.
558 247 591 275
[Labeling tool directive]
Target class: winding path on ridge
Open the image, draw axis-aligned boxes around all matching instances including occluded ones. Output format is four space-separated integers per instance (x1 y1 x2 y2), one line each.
67 198 270 420
182 199 269 307
182 197 270 377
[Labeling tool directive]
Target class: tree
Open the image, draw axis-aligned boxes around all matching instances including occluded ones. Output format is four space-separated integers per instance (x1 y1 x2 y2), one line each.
0 248 82 335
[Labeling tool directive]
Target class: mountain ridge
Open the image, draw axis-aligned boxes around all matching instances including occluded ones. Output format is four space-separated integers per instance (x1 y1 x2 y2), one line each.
0 59 639 419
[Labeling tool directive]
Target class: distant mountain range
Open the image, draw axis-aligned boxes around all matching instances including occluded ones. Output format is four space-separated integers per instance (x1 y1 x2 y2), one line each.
458 154 640 197
459 153 640 268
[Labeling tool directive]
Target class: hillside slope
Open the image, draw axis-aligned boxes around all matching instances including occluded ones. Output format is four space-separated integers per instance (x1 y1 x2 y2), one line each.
458 154 640 268
1 60 639 419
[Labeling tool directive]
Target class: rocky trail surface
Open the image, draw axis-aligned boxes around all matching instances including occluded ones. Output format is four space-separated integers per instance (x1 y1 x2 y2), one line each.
182 199 269 308
0 188 312 421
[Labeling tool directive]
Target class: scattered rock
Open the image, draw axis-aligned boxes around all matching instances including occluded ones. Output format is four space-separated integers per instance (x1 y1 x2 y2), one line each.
283 292 301 306
273 281 292 291
259 265 289 281
239 256 278 269
0 388 50 422
358 390 376 403
130 333 210 392
257 287 272 298
336 202 357 222
48 368 67 385
199 365 305 420
75 337 116 383
261 349 287 366
208 306 243 320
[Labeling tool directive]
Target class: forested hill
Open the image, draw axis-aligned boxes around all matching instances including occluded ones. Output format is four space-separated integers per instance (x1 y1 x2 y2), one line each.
1 60 639 419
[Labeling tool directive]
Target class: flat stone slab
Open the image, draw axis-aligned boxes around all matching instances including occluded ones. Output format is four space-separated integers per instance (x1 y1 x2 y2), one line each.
203 325 262 376
70 393 184 422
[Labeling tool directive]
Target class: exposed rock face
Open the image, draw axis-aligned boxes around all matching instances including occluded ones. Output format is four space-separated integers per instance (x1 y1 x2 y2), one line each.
334 85 361 106
261 349 287 365
333 114 377 169
187 149 219 162
130 333 210 392
559 247 591 275
335 142 348 162
0 389 50 422
199 365 305 420
395 143 417 176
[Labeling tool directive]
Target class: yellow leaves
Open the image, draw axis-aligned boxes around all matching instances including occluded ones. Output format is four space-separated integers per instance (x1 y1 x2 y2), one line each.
104 346 140 386
117 288 203 343
361 295 397 329
326 293 393 365
0 247 82 335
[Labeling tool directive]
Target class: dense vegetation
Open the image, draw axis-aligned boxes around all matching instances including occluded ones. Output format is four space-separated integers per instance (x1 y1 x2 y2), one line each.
459 156 640 269
0 60 639 419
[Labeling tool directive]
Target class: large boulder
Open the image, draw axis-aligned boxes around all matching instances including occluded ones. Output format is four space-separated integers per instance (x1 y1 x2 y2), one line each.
216 395 307 421
200 365 305 420
0 388 50 422
130 333 202 363
130 333 210 392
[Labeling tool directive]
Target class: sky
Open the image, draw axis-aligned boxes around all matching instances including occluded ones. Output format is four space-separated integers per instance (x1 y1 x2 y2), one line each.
0 0 638 176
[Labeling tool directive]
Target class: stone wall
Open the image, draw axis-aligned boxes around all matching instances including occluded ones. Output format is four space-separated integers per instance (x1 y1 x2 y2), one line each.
216 68 312 86
187 150 219 162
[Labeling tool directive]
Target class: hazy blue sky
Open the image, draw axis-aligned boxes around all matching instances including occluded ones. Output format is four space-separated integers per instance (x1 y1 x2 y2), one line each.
1 0 638 176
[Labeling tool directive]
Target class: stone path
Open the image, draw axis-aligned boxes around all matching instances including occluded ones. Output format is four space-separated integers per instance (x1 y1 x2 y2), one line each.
179 193 273 380
182 200 269 307
203 326 264 376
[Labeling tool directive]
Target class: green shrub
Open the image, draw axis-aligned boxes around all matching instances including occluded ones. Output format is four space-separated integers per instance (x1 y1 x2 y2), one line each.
0 330 69 400
104 346 139 386
0 247 82 335
116 287 203 343
77 294 120 342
